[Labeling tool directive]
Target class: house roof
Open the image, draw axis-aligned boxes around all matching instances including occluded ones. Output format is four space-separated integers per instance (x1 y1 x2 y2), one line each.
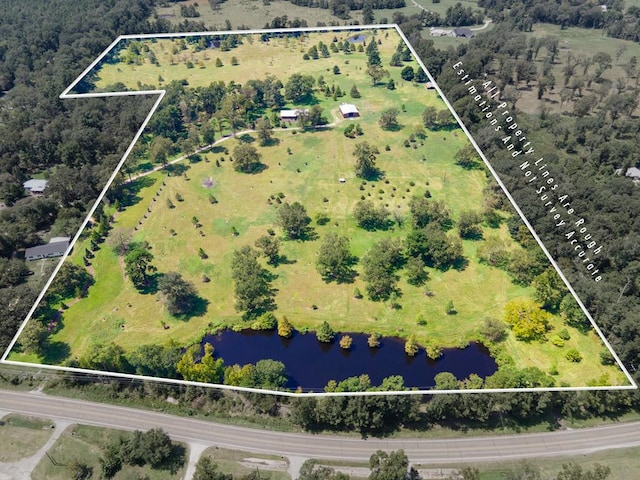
453 27 474 38
49 237 71 244
280 109 308 117
339 103 359 115
626 167 640 179
23 179 48 192
25 240 69 259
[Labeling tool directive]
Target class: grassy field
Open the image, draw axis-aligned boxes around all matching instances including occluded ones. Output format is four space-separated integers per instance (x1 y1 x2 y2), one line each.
418 446 640 480
30 424 186 480
198 447 291 480
11 27 626 388
0 414 53 463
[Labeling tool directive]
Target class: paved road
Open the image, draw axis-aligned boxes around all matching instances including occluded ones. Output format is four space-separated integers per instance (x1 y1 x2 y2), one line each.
1 390 640 464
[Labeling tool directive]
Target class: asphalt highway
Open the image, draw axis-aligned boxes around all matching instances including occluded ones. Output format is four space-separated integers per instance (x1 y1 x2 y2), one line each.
1 389 640 464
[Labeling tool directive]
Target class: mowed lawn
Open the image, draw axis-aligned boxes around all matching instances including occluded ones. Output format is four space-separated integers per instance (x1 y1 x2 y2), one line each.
22 27 625 387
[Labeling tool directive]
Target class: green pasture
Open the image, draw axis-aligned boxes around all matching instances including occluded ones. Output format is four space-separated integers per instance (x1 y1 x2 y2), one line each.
0 414 53 463
421 446 640 480
31 424 186 480
13 27 626 388
95 29 410 93
198 447 291 480
155 0 342 30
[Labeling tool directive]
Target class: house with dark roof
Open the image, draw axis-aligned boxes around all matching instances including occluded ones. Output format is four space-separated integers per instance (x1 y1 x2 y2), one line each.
453 27 475 38
25 239 70 261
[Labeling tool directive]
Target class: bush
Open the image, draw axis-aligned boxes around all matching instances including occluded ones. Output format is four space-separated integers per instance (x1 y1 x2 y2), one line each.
551 335 565 347
251 312 278 331
565 349 582 362
339 335 353 349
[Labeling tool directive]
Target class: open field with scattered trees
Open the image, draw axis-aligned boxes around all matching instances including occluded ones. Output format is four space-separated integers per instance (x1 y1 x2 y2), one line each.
8 27 626 390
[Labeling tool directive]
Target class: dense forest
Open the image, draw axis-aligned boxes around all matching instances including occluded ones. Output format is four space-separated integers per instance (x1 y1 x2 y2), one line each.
1 0 640 437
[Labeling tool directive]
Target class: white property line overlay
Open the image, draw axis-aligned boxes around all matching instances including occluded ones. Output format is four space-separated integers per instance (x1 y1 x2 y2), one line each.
2 25 636 396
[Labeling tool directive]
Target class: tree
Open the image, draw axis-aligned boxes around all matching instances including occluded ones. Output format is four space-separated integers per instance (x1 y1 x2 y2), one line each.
137 428 173 467
231 245 274 315
128 343 182 378
255 359 288 388
316 233 355 283
256 117 273 146
504 299 551 341
276 201 311 240
339 335 353 349
277 316 294 338
124 245 155 289
158 272 199 316
401 66 414 81
68 460 92 480
350 84 361 98
362 238 404 301
481 317 508 343
255 234 280 265
19 320 49 355
354 200 390 230
414 67 428 83
405 256 428 286
422 106 438 129
556 462 610 480
369 450 409 480
353 141 380 180
49 263 93 299
454 144 481 169
194 456 233 480
458 210 483 239
177 343 225 383
367 65 390 85
149 136 173 166
284 73 315 102
559 294 590 331
233 143 262 173
317 321 335 343
532 269 565 311
379 108 400 130
404 335 419 356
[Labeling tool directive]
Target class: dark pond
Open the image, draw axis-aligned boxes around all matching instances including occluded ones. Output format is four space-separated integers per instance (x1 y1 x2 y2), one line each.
348 34 367 43
202 329 497 391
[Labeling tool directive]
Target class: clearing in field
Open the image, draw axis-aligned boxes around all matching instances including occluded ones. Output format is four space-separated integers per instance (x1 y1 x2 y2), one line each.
2 26 633 393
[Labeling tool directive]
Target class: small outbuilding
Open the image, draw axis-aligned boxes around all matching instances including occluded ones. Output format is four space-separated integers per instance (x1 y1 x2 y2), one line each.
25 239 70 261
625 167 640 181
23 179 48 195
339 103 360 118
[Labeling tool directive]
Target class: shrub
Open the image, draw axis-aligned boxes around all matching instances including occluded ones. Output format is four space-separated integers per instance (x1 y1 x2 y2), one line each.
565 349 582 362
368 333 381 348
339 335 353 350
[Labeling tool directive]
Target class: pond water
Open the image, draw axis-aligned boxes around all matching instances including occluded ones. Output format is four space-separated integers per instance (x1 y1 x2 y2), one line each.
348 34 367 43
202 329 497 391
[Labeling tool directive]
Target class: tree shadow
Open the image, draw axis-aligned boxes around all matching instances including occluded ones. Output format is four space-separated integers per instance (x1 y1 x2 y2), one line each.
275 255 296 265
174 296 209 321
211 145 228 154
42 341 71 364
166 163 190 176
245 162 269 174
262 137 281 147
138 273 160 295
158 443 187 474
452 256 469 272
238 133 256 143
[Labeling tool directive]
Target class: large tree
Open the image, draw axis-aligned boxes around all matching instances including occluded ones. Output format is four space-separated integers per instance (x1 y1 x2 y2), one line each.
362 238 404 301
284 73 316 103
316 233 355 283
369 450 409 480
158 272 199 316
276 201 312 240
353 141 381 180
233 143 262 173
231 245 274 315
124 245 155 289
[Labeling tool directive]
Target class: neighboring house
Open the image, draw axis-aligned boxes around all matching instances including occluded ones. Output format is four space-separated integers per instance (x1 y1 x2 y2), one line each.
25 239 70 261
339 103 359 118
23 179 48 195
280 109 308 121
625 167 640 179
453 27 475 38
425 82 435 90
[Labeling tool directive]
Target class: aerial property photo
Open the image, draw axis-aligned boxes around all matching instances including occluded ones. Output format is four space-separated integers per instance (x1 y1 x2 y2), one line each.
2 25 632 393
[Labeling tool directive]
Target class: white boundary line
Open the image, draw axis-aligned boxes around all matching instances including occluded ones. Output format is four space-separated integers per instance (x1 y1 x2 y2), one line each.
2 25 636 396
